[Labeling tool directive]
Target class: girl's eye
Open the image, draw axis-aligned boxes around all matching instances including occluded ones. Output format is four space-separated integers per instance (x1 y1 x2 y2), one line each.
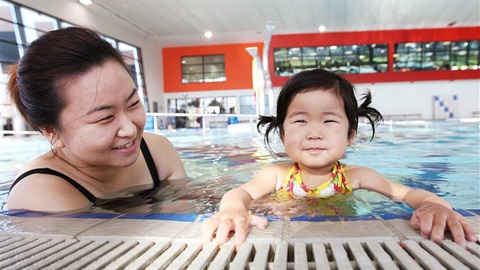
324 120 337 123
294 120 306 124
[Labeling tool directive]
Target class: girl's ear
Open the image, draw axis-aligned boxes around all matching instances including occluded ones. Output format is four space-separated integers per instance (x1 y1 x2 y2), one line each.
41 126 65 149
348 130 356 146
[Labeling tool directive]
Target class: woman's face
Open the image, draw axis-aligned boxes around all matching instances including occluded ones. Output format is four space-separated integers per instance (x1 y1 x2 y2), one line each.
282 89 352 172
53 60 146 169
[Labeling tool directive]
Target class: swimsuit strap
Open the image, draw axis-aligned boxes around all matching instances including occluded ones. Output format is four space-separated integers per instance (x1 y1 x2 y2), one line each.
8 137 161 203
8 168 97 203
278 161 351 197
140 138 160 188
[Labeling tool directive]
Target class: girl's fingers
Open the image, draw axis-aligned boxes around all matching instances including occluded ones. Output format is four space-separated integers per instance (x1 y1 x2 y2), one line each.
201 218 219 247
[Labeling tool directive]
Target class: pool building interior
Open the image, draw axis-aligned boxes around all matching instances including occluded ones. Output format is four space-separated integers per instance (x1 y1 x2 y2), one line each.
1 0 480 269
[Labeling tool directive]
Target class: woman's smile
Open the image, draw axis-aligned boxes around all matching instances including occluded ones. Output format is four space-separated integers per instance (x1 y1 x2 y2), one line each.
112 140 136 151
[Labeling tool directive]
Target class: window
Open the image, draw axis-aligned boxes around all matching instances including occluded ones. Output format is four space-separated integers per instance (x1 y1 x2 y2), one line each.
118 42 148 111
182 54 225 83
0 0 150 132
393 40 480 72
166 96 237 128
274 44 388 76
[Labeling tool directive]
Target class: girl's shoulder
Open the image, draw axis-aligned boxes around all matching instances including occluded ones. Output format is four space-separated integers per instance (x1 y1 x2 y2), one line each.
261 162 295 172
254 162 295 184
341 163 384 189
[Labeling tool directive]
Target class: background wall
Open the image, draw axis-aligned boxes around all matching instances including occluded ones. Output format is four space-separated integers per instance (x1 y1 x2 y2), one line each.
358 80 478 119
11 1 480 119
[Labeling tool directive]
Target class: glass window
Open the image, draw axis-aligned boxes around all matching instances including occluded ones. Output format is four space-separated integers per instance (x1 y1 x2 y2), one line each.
0 0 15 22
394 40 480 72
240 95 256 114
0 0 150 126
182 54 226 83
20 7 58 43
274 44 388 76
118 42 148 111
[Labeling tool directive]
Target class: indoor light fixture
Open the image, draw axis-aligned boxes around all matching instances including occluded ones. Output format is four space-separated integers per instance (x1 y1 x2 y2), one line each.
318 25 326 32
204 31 212 38
79 0 93 5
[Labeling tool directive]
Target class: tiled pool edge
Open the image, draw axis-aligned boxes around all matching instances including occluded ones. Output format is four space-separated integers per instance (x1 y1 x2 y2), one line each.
1 211 479 269
1 210 478 244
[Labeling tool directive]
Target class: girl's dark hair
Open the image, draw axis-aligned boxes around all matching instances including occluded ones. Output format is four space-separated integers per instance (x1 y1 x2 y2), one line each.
257 68 383 152
7 27 130 132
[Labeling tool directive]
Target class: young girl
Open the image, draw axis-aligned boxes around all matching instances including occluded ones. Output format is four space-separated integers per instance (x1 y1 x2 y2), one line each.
202 68 477 249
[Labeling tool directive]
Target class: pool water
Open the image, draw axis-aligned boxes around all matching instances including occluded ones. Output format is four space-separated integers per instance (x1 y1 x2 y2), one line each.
1 119 479 219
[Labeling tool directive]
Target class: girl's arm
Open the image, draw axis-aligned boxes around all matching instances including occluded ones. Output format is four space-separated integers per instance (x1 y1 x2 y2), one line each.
201 164 282 249
350 166 477 247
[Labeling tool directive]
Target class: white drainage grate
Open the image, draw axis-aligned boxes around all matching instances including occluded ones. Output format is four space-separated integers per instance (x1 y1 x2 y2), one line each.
0 236 479 269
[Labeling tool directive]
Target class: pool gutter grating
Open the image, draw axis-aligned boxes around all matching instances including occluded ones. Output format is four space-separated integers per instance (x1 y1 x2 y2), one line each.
0 236 479 269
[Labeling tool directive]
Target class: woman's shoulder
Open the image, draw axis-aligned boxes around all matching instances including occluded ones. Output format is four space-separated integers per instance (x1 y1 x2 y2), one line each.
141 132 186 180
142 132 168 144
7 165 92 213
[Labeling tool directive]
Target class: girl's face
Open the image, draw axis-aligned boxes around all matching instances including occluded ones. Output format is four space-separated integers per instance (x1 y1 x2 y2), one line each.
52 60 146 169
282 89 352 172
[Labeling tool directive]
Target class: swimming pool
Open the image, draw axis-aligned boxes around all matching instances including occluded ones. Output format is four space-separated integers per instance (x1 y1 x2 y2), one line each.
1 119 479 218
1 119 479 269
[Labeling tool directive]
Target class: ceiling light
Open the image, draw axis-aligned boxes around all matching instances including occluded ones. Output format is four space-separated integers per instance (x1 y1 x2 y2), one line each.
79 0 92 5
204 31 212 38
318 25 326 32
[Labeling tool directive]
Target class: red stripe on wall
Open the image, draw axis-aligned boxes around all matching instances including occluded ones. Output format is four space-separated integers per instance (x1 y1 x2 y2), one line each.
162 27 480 93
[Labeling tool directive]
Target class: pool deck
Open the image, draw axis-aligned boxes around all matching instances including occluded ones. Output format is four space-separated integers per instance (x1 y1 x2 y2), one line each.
1 210 479 269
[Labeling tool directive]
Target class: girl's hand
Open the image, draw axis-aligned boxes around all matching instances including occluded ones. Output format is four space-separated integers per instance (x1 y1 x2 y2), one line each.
410 203 477 248
201 210 269 250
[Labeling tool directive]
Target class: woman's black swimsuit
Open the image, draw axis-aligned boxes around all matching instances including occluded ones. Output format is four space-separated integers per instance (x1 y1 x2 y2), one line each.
8 138 160 203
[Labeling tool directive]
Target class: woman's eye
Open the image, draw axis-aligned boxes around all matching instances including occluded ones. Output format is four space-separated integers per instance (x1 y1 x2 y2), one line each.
294 120 306 124
324 120 338 124
97 115 113 122
129 100 140 108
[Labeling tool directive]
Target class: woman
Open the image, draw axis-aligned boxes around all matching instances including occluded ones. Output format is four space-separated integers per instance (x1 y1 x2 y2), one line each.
6 27 186 213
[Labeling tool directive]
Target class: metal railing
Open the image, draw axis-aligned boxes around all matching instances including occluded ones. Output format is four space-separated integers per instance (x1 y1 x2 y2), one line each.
0 113 259 138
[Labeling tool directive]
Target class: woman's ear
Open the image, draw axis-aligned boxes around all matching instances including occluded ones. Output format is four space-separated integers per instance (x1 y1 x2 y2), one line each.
41 126 65 149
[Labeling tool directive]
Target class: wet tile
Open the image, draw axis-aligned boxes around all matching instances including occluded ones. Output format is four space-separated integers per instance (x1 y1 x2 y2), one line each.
286 220 399 243
0 216 105 238
387 216 480 242
78 219 193 241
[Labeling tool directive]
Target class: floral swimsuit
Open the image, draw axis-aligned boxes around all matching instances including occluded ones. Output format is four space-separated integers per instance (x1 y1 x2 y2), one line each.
276 161 352 198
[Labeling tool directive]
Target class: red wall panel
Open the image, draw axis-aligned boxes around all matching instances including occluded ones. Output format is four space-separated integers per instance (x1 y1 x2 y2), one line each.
163 43 263 93
269 27 480 85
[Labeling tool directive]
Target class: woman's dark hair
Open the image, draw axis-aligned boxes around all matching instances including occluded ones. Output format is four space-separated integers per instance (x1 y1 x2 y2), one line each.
7 27 130 132
257 68 383 152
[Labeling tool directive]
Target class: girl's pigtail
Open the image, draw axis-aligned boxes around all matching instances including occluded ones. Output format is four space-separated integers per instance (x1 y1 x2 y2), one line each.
257 115 279 154
356 90 383 141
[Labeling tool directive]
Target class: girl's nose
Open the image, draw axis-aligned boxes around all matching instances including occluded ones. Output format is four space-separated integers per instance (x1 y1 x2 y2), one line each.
308 130 324 140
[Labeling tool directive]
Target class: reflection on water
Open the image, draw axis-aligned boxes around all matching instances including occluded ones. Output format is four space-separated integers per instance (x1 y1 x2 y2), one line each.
1 120 479 217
